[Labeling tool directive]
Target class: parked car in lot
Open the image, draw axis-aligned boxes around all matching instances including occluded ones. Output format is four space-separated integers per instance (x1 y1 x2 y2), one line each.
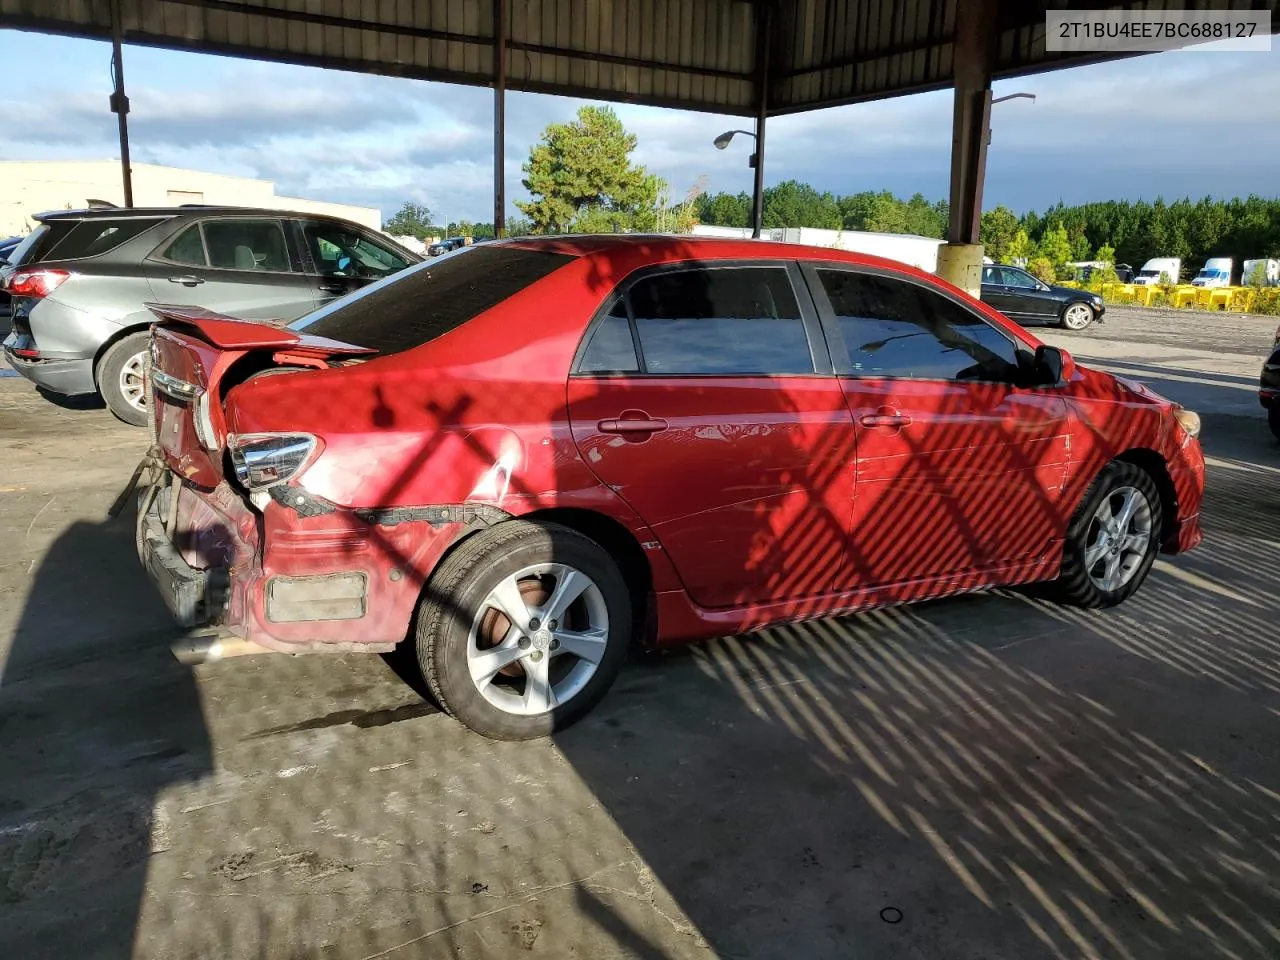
1261 323 1280 441
2 206 419 425
428 236 467 256
136 236 1204 740
981 263 1105 329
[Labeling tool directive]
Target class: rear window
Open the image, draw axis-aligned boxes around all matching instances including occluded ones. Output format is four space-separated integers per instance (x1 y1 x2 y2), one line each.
6 222 75 267
291 246 574 355
40 217 166 261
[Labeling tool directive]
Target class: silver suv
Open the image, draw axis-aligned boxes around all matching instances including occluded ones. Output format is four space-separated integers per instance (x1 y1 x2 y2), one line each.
2 206 420 425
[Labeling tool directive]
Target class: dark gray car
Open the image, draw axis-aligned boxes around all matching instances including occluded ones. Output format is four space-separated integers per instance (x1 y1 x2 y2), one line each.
2 206 419 425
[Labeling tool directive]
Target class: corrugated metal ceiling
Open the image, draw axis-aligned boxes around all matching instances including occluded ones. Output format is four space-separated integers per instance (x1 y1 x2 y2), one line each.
1 1 1275 116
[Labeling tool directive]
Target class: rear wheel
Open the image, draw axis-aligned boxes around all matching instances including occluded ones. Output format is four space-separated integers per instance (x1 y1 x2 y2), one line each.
1049 461 1162 608
1269 406 1280 442
415 520 632 740
98 332 150 427
1061 302 1095 330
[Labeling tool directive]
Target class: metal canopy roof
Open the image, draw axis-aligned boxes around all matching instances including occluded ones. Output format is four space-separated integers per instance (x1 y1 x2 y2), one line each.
1 1 1275 116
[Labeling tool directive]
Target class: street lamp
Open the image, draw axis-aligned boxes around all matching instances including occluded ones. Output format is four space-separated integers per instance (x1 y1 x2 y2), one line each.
987 92 1035 145
713 128 764 238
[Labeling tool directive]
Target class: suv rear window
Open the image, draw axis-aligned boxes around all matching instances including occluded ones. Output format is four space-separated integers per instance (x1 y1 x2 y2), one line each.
6 221 75 267
291 246 574 355
40 217 166 261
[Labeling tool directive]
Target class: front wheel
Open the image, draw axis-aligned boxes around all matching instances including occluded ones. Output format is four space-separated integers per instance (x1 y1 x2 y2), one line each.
1049 462 1162 609
415 520 632 740
97 332 151 427
1061 302 1095 330
1269 406 1280 443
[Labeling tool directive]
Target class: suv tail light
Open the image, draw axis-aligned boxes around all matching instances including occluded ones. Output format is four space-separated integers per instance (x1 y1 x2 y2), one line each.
5 268 70 298
228 434 318 490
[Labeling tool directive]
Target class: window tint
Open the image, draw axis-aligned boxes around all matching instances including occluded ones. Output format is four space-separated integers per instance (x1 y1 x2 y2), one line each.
1001 268 1039 289
203 219 291 272
159 225 207 266
39 217 162 261
626 267 813 376
292 246 573 356
817 269 1020 382
982 266 1000 285
302 222 411 279
579 300 639 373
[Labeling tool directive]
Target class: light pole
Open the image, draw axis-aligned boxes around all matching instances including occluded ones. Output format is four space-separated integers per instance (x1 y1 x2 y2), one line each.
714 128 764 239
987 91 1035 144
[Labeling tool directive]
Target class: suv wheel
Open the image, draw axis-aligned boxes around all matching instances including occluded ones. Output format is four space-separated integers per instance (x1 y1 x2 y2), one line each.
415 520 632 740
98 332 151 427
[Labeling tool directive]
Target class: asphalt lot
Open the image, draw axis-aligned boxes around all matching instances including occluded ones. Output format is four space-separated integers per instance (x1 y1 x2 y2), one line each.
1 305 1279 960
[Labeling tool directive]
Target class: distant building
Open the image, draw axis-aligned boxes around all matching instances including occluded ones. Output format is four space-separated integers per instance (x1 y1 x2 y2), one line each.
0 160 381 236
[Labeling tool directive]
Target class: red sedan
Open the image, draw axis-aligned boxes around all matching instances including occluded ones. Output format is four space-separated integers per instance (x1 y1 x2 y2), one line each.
137 236 1204 740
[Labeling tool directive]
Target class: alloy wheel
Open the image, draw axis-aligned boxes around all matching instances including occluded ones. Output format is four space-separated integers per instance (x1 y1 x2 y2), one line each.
466 562 609 716
118 350 148 412
1064 303 1093 330
1083 485 1153 592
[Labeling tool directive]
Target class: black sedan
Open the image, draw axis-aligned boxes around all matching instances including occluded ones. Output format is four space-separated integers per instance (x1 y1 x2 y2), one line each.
981 263 1105 330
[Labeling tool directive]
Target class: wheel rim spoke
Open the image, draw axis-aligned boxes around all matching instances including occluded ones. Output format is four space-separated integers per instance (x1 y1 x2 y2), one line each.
468 631 525 689
522 654 557 714
542 566 590 624
1094 498 1117 535
486 575 533 631
1084 538 1109 569
1122 532 1148 554
1113 490 1139 533
1102 552 1122 590
553 626 608 664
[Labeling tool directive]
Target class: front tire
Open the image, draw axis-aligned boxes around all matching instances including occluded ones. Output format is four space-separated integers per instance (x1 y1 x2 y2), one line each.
1049 461 1162 609
1061 302 1095 330
415 520 632 740
97 332 151 427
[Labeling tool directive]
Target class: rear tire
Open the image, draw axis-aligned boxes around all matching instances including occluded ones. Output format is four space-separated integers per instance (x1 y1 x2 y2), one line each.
1061 302 1095 330
1048 461 1162 609
98 332 151 428
1269 406 1280 443
415 520 632 740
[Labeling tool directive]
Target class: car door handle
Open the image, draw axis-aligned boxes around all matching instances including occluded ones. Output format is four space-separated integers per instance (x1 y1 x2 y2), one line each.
168 275 205 286
318 282 346 295
598 416 668 436
859 411 913 429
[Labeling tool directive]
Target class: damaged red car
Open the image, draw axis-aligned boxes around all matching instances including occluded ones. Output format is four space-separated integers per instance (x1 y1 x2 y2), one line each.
136 236 1204 740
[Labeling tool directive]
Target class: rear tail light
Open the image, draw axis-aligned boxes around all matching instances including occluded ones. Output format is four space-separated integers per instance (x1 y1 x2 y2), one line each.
5 268 70 298
228 434 318 490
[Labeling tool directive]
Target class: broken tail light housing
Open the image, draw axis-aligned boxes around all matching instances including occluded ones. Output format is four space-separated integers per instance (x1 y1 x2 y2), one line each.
228 434 318 490
5 268 70 298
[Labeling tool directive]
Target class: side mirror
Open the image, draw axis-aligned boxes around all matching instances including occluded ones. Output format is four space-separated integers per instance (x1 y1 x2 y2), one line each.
1033 345 1073 385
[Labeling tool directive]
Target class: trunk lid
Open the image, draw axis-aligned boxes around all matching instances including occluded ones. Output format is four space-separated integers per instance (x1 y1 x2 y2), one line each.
146 304 373 486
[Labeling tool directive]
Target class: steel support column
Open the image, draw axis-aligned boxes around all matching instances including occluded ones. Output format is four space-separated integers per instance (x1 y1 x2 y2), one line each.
751 2 771 239
493 0 507 238
109 0 133 207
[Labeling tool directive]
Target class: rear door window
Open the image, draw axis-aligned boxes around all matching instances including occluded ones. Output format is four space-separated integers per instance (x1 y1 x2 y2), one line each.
202 219 291 272
622 266 815 375
291 246 574 355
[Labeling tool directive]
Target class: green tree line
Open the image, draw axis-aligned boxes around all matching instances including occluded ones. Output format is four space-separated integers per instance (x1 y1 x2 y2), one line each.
697 187 1280 278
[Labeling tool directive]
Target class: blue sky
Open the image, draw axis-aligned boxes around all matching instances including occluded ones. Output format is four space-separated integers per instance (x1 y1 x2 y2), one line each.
1 29 1277 224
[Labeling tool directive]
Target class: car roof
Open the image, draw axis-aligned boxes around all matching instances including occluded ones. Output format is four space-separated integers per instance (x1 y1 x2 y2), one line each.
496 233 938 279
33 206 367 224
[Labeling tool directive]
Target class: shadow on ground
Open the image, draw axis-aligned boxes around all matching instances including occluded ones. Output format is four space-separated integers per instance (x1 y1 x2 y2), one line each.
0 514 211 960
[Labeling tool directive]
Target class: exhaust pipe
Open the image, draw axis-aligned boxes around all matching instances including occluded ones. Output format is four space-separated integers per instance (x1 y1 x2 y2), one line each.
171 631 274 665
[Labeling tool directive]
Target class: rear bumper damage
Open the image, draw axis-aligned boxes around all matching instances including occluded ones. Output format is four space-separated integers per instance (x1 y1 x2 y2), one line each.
136 468 478 655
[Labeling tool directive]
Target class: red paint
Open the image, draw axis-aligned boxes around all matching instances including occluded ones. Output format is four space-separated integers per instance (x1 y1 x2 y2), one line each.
143 236 1205 653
